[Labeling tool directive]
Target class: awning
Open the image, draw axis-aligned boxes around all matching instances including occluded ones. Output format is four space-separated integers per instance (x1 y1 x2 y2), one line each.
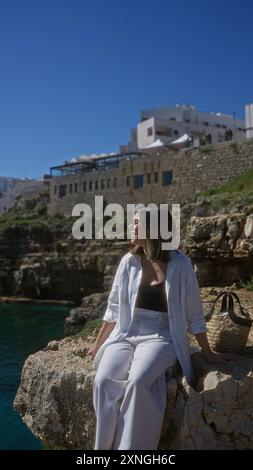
142 138 166 148
171 133 192 144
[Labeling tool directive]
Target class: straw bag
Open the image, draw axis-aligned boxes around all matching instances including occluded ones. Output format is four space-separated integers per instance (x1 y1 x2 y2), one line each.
205 291 252 352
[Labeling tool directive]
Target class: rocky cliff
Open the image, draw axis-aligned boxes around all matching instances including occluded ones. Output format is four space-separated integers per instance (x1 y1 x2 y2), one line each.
0 221 128 303
13 333 253 450
1 197 253 303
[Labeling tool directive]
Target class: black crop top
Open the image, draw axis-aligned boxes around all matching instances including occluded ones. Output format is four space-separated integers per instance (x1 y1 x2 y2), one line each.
135 280 168 313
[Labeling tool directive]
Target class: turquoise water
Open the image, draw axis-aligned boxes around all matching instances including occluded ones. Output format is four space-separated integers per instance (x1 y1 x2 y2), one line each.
0 302 70 450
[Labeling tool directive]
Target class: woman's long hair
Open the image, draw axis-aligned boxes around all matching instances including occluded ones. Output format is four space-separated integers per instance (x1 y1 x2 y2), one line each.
129 206 173 262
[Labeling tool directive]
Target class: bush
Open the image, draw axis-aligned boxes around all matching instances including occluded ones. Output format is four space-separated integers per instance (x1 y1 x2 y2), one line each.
237 276 253 291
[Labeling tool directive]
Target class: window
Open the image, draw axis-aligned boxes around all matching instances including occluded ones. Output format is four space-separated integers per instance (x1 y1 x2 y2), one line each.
134 174 143 189
157 128 172 137
113 177 117 188
174 130 179 136
59 184 67 198
147 127 153 136
101 179 104 189
74 183 78 192
89 181 93 191
69 183 72 193
83 181 87 192
126 175 131 186
162 170 173 186
147 173 151 184
54 186 57 195
95 180 98 190
154 172 158 183
107 178 111 188
203 121 209 126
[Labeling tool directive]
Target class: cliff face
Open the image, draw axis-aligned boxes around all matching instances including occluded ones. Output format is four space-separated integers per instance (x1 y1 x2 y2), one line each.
13 335 253 450
1 207 253 303
0 223 127 303
181 212 253 286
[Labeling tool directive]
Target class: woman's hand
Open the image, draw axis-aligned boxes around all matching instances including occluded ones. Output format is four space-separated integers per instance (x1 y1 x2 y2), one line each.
195 333 235 363
86 344 100 360
203 350 235 363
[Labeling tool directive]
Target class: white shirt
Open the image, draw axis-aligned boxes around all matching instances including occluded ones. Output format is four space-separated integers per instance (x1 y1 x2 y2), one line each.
93 249 207 384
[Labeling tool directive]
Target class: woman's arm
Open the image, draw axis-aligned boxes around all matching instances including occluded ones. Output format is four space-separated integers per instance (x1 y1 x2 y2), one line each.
87 321 116 359
87 253 128 359
94 321 116 349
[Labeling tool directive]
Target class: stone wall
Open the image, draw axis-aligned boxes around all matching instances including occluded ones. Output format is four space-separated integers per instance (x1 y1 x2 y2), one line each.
48 138 253 216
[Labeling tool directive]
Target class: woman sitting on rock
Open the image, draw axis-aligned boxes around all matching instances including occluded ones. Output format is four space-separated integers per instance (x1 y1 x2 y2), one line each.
87 207 232 450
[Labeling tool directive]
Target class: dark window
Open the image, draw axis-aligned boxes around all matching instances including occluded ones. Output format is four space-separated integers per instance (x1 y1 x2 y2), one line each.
174 130 179 136
154 172 158 183
74 183 78 192
89 181 93 191
101 179 104 189
107 178 111 188
157 128 172 137
134 174 143 189
54 185 57 195
69 183 72 193
113 177 117 188
147 173 151 184
59 184 67 198
162 170 173 186
83 181 87 192
147 127 153 136
126 175 131 186
95 180 98 190
203 121 209 126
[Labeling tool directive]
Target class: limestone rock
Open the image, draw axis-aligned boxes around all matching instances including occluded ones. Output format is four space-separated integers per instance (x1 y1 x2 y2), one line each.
13 338 253 450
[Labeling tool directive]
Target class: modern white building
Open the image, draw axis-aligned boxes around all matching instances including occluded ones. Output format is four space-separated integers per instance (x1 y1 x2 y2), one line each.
120 104 246 151
245 103 253 139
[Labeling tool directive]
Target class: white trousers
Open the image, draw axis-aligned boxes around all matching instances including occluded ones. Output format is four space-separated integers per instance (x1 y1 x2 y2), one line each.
93 307 177 450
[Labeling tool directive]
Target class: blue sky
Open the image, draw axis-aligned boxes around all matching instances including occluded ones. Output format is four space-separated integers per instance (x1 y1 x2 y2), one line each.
0 0 252 179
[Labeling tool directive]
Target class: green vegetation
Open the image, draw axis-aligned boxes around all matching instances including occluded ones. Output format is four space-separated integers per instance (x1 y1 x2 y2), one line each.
202 168 253 197
0 207 73 228
196 167 253 212
237 275 253 291
197 144 214 154
77 319 103 339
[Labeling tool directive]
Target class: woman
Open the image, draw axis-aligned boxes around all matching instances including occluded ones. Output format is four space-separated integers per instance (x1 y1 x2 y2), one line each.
87 207 232 450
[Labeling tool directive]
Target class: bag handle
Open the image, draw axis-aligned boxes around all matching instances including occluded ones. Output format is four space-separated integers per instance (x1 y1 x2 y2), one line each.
205 291 229 321
227 291 252 327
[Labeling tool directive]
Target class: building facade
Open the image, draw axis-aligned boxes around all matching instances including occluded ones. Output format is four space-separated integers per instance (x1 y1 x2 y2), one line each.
120 104 245 151
48 138 253 217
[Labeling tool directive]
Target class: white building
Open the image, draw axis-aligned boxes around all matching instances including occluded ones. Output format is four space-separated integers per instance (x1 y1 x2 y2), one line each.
120 104 245 151
245 103 253 139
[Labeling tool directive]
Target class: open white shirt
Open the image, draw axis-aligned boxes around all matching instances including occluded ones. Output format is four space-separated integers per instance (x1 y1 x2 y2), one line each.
93 249 207 384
